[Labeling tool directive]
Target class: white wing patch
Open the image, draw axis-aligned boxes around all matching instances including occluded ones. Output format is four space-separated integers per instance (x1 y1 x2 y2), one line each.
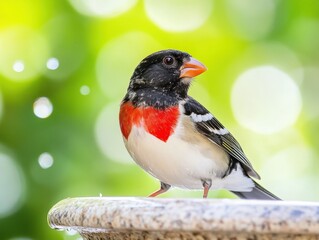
212 128 229 135
190 112 213 122
190 112 229 135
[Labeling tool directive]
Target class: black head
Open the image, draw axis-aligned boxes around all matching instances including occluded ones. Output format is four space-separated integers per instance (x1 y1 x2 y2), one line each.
128 49 206 97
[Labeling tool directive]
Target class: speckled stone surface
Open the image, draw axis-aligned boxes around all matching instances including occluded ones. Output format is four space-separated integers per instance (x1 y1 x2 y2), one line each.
48 197 319 240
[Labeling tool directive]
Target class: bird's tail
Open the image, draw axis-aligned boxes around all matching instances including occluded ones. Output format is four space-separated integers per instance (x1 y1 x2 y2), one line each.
231 180 281 200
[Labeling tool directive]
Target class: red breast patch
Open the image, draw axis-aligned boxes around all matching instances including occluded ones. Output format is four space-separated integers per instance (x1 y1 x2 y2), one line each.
119 102 180 142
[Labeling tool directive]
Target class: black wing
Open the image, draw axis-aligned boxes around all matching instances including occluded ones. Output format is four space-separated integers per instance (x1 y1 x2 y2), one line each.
184 97 260 179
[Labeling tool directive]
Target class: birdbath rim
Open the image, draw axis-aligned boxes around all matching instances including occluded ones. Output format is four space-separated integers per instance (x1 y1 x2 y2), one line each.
48 196 319 237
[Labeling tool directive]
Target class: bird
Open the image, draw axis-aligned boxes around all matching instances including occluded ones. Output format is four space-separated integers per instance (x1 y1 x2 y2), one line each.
119 49 280 200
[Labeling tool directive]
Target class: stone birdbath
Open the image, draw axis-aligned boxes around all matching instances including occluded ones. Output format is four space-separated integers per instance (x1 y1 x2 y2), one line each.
48 197 319 239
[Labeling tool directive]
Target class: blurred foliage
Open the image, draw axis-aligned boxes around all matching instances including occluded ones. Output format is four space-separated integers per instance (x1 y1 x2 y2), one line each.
0 0 319 239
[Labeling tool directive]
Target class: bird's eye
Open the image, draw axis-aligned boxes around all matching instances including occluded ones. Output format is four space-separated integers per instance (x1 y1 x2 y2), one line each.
163 56 175 66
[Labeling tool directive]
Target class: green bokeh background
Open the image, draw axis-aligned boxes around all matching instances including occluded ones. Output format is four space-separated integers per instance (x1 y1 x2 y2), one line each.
0 0 319 239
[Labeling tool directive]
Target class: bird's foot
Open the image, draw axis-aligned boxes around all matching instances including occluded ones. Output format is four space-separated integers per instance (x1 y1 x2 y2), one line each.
202 179 212 198
148 182 171 197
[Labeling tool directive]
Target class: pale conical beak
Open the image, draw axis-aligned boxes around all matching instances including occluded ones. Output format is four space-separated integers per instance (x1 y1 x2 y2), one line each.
179 57 207 78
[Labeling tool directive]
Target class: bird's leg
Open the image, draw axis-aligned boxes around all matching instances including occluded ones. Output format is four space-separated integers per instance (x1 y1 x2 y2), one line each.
202 179 212 198
148 182 171 197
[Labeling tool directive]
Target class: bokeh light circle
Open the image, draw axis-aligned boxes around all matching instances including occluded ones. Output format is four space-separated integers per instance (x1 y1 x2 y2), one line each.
95 103 132 164
69 0 137 18
226 0 276 40
33 97 53 119
0 153 25 218
46 57 59 70
144 0 213 32
231 66 302 134
38 152 54 169
96 32 162 99
0 26 49 81
80 85 90 95
12 60 25 73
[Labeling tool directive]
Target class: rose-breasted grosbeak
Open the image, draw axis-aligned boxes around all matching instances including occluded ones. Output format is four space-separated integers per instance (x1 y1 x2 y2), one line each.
119 49 280 200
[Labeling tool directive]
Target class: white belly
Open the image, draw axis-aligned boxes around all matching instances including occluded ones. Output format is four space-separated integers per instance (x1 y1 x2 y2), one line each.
124 116 254 191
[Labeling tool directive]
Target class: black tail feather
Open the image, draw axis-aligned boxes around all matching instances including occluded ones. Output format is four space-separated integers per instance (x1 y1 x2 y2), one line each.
231 181 281 200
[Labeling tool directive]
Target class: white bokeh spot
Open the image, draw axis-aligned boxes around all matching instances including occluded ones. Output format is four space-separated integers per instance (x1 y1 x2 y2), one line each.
33 97 53 119
12 60 25 73
46 58 59 70
38 152 54 169
80 85 90 95
231 66 302 134
145 0 213 32
69 0 137 18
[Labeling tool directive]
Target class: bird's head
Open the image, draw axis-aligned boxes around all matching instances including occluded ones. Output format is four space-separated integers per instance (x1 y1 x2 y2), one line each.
128 49 207 97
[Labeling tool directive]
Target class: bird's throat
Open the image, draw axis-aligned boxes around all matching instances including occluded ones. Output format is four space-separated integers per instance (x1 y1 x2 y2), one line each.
119 102 180 142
